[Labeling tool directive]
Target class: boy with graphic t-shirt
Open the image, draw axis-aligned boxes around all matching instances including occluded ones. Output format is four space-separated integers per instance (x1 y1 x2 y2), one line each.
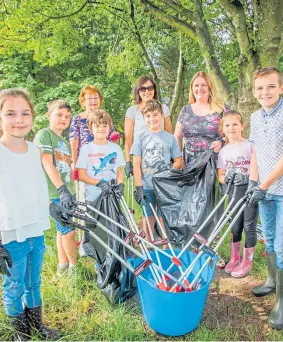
217 111 258 278
130 100 182 242
76 110 125 203
34 100 77 277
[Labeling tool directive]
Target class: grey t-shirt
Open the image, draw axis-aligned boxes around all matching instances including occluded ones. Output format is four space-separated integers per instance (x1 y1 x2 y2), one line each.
130 130 181 189
125 104 170 140
217 139 253 176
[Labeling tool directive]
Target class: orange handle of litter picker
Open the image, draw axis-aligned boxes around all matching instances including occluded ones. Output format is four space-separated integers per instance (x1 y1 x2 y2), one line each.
171 257 182 266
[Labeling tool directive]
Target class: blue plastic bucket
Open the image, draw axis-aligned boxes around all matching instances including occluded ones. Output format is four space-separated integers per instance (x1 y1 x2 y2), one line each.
131 250 217 336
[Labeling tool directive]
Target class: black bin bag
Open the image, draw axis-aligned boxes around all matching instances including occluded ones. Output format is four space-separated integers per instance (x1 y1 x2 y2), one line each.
152 150 217 244
82 188 136 305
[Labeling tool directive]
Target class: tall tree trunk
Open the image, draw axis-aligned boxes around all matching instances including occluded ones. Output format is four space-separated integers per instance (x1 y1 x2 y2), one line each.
256 0 283 67
170 36 186 124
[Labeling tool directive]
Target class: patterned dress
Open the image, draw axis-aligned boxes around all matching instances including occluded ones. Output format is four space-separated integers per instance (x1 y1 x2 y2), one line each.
69 115 115 153
177 104 228 169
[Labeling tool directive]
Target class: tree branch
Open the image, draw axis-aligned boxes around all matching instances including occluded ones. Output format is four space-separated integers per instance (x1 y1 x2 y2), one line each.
33 0 90 20
159 0 194 18
140 0 197 38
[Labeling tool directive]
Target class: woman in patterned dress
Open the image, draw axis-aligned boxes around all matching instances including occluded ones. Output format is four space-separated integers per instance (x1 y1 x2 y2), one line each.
174 71 229 267
174 71 229 169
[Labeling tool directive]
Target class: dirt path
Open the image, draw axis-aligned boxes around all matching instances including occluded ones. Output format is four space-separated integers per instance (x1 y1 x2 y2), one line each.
202 269 274 340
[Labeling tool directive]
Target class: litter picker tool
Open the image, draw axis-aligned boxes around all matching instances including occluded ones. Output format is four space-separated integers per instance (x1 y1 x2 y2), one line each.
72 207 187 290
142 204 168 288
141 196 189 287
80 202 178 262
165 179 234 274
126 176 135 217
119 196 181 290
170 192 249 292
185 198 248 291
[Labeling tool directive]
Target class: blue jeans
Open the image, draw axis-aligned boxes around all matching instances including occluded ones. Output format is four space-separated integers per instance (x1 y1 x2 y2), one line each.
259 193 283 269
2 236 46 316
142 189 161 217
52 199 73 235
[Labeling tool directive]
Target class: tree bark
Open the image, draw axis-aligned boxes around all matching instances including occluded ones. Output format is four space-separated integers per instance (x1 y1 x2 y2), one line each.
256 0 283 66
219 0 257 88
170 39 186 124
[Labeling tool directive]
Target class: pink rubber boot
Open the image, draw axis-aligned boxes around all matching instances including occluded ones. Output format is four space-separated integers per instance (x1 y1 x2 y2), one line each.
231 247 255 278
225 241 241 274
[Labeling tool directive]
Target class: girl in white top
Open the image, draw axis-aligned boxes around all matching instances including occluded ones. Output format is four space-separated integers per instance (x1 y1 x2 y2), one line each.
0 89 68 340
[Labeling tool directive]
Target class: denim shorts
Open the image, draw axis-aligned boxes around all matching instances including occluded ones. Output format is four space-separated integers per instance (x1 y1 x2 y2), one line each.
142 189 161 218
51 199 73 235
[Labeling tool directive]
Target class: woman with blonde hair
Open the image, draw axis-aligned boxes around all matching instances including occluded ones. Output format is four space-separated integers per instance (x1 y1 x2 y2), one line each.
174 71 230 268
174 71 229 169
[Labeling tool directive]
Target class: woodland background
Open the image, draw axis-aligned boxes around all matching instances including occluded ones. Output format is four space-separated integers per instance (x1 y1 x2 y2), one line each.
0 0 283 135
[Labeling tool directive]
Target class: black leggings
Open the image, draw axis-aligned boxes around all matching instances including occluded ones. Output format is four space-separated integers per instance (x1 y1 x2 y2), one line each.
228 185 258 248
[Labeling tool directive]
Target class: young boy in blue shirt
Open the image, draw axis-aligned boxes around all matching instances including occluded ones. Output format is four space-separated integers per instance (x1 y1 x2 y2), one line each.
130 100 182 242
248 66 283 329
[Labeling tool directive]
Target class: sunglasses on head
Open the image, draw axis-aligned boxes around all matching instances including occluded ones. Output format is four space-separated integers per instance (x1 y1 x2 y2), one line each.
139 85 154 93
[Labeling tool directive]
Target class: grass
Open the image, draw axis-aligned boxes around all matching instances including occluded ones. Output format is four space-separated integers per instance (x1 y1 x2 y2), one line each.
1 196 283 340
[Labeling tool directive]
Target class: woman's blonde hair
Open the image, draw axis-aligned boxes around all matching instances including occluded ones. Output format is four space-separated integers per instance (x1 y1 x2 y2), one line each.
188 71 225 113
79 85 104 109
87 109 112 131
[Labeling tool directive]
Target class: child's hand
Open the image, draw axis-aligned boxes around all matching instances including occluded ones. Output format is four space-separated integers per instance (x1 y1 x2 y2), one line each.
125 161 134 178
117 183 125 197
97 180 112 194
224 169 236 184
0 245 12 277
210 140 222 153
57 184 77 211
49 202 74 227
234 173 249 186
134 186 144 205
246 185 266 205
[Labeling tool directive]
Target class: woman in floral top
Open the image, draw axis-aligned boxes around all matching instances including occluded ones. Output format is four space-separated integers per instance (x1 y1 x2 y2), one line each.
174 71 229 169
69 85 117 178
174 71 229 268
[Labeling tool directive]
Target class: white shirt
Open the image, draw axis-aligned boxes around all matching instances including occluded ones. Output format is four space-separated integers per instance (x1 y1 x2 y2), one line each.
76 141 126 201
125 104 170 140
0 141 50 244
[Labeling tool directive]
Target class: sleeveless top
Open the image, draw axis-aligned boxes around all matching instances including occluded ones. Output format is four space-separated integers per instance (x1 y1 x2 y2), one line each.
0 141 50 244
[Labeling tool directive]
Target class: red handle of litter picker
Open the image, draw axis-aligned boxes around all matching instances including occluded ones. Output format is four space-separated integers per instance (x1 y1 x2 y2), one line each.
193 233 207 245
133 259 152 276
153 238 169 246
124 232 135 244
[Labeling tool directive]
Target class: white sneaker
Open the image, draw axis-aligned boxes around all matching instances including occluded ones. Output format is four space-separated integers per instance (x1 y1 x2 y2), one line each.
57 262 69 277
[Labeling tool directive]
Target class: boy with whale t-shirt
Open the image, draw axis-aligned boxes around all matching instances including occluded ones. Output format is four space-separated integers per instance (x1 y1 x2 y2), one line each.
76 109 125 202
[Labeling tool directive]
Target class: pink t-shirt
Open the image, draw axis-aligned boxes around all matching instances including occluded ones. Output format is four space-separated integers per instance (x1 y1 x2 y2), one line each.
217 139 253 176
